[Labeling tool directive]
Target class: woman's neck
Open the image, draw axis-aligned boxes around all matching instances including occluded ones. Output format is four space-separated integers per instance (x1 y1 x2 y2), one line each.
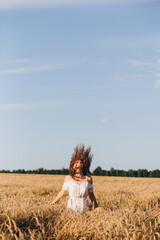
73 172 84 181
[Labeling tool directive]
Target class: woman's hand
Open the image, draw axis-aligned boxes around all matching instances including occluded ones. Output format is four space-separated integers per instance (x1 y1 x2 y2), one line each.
87 176 98 209
45 189 66 205
89 192 98 209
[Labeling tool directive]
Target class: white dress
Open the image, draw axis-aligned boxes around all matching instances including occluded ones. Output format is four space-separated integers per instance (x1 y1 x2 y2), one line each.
62 178 93 213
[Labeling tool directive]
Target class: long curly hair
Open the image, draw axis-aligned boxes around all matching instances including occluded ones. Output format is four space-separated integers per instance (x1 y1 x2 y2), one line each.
69 144 93 177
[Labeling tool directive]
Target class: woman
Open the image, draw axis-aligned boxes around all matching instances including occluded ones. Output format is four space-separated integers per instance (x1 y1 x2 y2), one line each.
47 145 98 213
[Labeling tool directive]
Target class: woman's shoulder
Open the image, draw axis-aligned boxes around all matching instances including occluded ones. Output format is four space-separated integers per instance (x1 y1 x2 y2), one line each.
64 175 72 182
86 175 93 184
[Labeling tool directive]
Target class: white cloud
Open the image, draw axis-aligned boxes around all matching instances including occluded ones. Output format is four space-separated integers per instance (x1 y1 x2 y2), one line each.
40 85 107 91
0 0 154 10
0 103 37 110
0 58 37 64
132 53 143 57
101 117 112 124
126 60 152 67
156 59 160 65
101 117 118 124
107 74 145 82
154 80 160 89
152 59 160 69
95 36 160 49
101 117 120 124
0 61 81 75
155 73 160 78
0 101 63 111
125 58 160 70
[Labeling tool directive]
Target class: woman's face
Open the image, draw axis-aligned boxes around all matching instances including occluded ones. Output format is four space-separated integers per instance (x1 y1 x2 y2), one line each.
73 160 83 172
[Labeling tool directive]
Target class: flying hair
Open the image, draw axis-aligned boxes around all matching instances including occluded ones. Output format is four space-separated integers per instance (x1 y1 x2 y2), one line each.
69 144 93 177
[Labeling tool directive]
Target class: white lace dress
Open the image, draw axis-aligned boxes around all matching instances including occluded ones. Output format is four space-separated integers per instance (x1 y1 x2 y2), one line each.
62 178 93 213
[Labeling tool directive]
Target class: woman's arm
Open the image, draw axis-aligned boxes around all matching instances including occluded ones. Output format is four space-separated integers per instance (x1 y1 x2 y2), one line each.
89 192 98 209
87 176 98 209
48 189 66 205
47 175 71 205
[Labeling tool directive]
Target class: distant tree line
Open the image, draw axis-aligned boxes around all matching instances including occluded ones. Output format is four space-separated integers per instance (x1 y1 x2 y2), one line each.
0 168 69 175
92 167 160 178
0 166 160 178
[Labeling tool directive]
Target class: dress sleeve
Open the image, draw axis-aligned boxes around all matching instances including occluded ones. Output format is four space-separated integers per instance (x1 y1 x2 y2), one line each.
88 182 94 192
62 181 69 191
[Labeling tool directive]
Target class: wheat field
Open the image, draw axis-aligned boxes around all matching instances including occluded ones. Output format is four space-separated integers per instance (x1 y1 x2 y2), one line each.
0 174 160 239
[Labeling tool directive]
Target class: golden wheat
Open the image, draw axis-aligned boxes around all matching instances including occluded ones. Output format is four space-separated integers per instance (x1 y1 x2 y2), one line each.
0 174 160 239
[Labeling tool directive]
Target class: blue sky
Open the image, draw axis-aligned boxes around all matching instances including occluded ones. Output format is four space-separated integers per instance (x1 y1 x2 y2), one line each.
0 0 160 171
